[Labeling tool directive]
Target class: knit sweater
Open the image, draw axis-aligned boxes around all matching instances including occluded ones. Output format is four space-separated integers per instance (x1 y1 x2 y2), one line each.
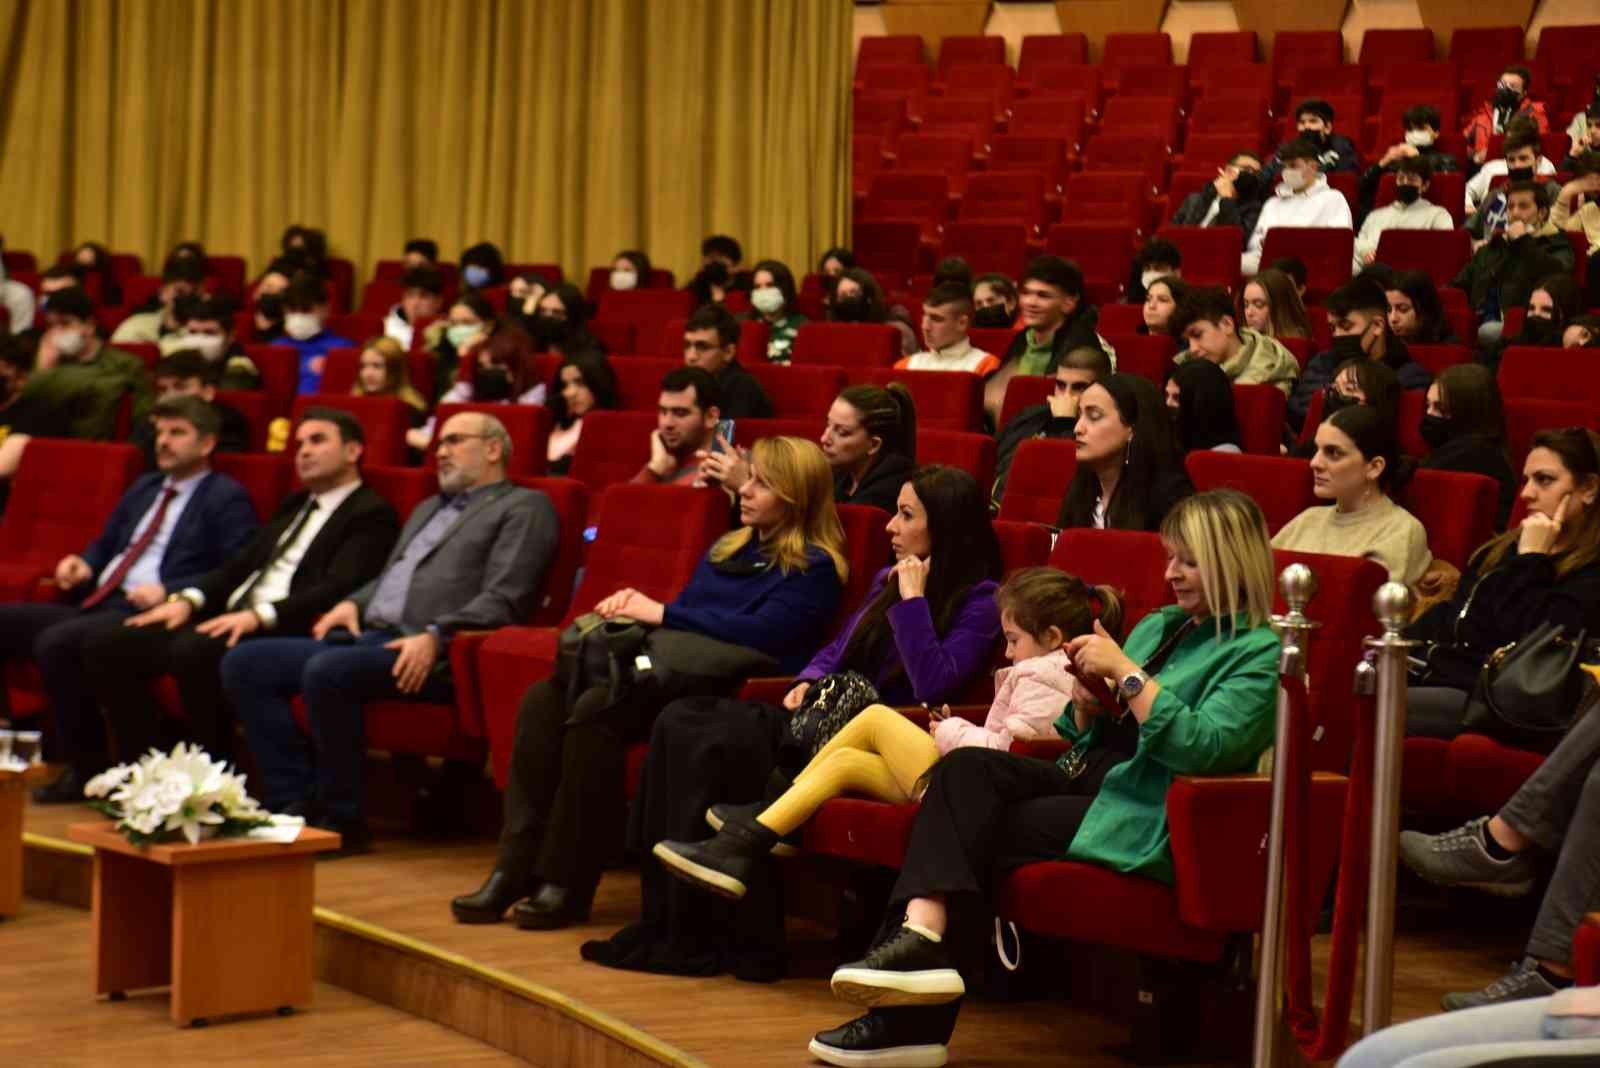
1272 495 1432 584
1354 196 1454 267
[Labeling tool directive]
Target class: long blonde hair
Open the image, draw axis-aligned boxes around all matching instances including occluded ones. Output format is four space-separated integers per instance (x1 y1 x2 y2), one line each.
357 336 426 411
710 436 848 581
1159 489 1275 636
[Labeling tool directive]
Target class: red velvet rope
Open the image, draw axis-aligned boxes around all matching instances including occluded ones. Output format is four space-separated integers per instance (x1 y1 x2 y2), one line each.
1279 671 1379 1061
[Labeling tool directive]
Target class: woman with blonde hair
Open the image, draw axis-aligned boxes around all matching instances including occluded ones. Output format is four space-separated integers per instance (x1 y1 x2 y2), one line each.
452 437 848 931
801 489 1282 1068
353 336 426 413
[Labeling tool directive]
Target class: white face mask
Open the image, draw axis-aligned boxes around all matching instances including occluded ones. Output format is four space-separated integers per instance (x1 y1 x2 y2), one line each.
183 333 225 360
54 327 86 358
609 269 638 292
284 312 321 340
1404 129 1436 148
750 285 785 316
1140 270 1166 292
1280 167 1310 192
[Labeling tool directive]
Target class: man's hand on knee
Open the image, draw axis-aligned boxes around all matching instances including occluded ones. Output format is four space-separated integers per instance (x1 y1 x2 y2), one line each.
386 632 438 694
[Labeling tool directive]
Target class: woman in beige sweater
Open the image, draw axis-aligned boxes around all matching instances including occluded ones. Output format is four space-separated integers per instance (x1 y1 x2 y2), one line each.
1272 404 1432 584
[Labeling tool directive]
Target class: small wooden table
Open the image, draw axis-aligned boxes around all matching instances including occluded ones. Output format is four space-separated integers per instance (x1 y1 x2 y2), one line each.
68 820 340 1026
0 764 50 918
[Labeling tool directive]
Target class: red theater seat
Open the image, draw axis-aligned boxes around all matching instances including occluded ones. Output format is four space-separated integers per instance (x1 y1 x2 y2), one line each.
213 390 274 451
997 437 1075 524
1260 227 1354 300
864 368 983 432
1188 31 1257 73
1017 34 1088 90
607 357 677 411
917 429 995 489
1396 469 1500 570
992 519 1053 573
1107 333 1177 386
1101 32 1173 89
566 410 660 491
1504 399 1600 470
936 35 1005 79
937 222 1030 278
596 290 698 357
289 394 411 466
211 453 292 522
243 344 301 418
856 35 925 84
1045 222 1137 298
1499 348 1600 408
1185 451 1316 534
0 440 143 602
477 484 731 786
791 323 902 369
851 220 927 280
998 374 1052 430
1230 383 1287 455
734 419 819 447
362 464 435 522
1404 343 1472 378
744 364 844 422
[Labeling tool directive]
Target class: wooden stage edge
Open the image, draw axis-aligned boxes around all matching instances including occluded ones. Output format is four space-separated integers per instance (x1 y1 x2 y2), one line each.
23 832 705 1068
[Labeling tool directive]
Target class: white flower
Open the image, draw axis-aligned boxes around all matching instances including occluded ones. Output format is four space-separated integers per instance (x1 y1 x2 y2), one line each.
84 764 134 799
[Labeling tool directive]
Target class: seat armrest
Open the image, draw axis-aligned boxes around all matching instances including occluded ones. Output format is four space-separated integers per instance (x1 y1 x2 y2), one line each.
738 677 793 704
447 629 495 736
1575 913 1600 986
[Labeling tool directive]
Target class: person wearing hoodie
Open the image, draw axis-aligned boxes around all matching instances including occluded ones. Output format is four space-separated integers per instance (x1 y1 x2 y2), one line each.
983 255 1114 426
1170 286 1300 396
1242 136 1354 276
1452 181 1576 347
1267 99 1362 179
1358 104 1460 216
1169 150 1269 236
1354 156 1454 269
1288 278 1432 434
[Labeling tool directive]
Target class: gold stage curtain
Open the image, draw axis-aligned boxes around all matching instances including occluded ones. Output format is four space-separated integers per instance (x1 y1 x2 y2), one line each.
0 0 851 286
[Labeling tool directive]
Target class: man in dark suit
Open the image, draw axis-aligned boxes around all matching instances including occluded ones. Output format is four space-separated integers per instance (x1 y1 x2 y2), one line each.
223 411 559 853
0 396 258 802
84 407 401 767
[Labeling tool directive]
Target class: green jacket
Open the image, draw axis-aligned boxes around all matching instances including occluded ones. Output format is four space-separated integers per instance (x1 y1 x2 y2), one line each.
1174 327 1300 396
19 344 151 441
1054 606 1279 884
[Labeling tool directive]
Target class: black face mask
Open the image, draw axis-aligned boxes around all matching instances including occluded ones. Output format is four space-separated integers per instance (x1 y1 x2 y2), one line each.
1329 332 1368 362
0 375 13 406
1517 316 1562 346
1322 388 1360 415
697 262 731 290
475 366 514 401
1507 165 1535 182
1419 413 1454 450
528 314 566 343
1395 185 1422 205
1494 87 1522 110
831 296 870 323
1302 129 1329 148
973 304 1014 328
1232 170 1262 199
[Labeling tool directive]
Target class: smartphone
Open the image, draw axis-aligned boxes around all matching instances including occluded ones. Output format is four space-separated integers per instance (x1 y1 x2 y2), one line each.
711 419 736 454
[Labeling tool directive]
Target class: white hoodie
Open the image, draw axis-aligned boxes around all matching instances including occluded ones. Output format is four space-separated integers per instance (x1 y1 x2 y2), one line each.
1241 173 1354 276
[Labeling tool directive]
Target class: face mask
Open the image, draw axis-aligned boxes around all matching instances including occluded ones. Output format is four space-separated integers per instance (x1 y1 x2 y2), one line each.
1232 170 1261 199
973 304 1014 328
1395 185 1422 205
284 312 321 340
1329 331 1369 362
1322 387 1359 414
54 328 86 358
1518 316 1562 346
462 264 492 289
0 376 12 405
1404 129 1436 148
1302 129 1329 148
445 323 481 349
182 333 225 360
831 296 869 323
699 261 731 288
750 286 785 316
475 366 514 401
1140 270 1166 292
529 314 566 343
1507 164 1535 182
1280 167 1310 192
1419 413 1454 450
609 269 638 292
1494 85 1522 110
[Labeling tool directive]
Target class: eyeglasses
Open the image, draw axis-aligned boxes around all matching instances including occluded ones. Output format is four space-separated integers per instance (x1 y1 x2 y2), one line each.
436 432 490 450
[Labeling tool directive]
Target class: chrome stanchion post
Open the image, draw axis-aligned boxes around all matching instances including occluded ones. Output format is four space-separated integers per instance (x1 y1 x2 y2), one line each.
1362 581 1414 1036
1252 563 1320 1068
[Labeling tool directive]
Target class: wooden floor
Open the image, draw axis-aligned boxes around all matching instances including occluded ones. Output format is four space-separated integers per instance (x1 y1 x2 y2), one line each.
0 898 522 1065
18 798 1530 1067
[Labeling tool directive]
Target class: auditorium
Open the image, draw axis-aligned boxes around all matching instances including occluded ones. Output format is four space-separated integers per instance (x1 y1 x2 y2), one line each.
3 2 1600 1065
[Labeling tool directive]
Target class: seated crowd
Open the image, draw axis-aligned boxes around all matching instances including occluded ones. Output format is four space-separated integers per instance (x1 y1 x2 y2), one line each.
4 66 1600 1060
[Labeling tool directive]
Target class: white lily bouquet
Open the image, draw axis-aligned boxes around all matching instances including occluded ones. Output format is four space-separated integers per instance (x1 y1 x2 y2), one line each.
83 743 273 846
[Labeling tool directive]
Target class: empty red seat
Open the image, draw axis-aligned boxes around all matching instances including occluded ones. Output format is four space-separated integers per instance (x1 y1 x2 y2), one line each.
917 429 996 489
1096 303 1145 335
853 93 911 141
1106 334 1177 387
1361 29 1436 90
893 133 976 188
860 63 932 123
243 344 306 418
1112 64 1190 109
1373 229 1472 288
1499 347 1600 408
1081 135 1167 196
937 221 1030 278
1289 63 1366 104
1102 32 1173 89
1193 63 1273 103
996 437 1075 524
1260 228 1355 300
936 35 1005 79
289 394 411 466
1404 343 1473 378
1449 26 1523 67
998 374 1052 431
1184 451 1316 534
563 410 661 491
744 364 845 421
1023 63 1104 118
1504 399 1600 470
476 484 733 785
1063 170 1151 237
1005 99 1086 152
1018 34 1088 89
1100 95 1182 148
596 289 697 357
1159 226 1243 292
992 519 1054 573
1187 31 1256 74
856 34 925 82
919 94 999 150
940 65 1015 122
850 220 927 280
213 390 274 451
862 172 950 242
1272 31 1345 92
1534 24 1600 92
853 134 890 195
863 368 983 432
959 172 1048 234
1045 221 1137 298
1230 383 1287 455
1185 100 1268 145
609 358 679 411
987 135 1069 191
792 323 902 370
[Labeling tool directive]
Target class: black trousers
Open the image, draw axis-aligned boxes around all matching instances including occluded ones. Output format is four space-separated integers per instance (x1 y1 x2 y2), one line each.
0 597 133 770
81 621 240 762
496 681 647 904
1405 685 1472 741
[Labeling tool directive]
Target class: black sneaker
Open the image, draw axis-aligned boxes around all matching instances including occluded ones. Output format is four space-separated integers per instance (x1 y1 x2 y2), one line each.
1442 957 1562 1011
808 1011 949 1067
830 925 965 1007
652 817 777 900
706 801 800 857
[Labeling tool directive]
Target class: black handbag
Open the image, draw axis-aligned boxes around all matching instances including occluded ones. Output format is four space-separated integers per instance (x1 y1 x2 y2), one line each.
1460 621 1597 750
782 671 882 765
554 612 649 708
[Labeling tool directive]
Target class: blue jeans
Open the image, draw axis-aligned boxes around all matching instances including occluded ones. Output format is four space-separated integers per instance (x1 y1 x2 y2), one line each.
221 631 451 824
1338 997 1600 1067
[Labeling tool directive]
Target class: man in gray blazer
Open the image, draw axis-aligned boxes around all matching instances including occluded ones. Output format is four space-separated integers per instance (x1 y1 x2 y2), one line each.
223 411 557 854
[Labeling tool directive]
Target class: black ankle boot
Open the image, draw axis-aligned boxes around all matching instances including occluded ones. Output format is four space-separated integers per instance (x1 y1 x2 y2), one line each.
652 816 779 901
511 883 592 930
451 870 531 924
706 801 800 857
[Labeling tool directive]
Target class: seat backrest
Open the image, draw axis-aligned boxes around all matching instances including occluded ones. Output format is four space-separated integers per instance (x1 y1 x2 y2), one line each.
0 440 144 562
1096 303 1144 335
1024 63 1104 114
998 437 1076 524
289 393 411 466
837 503 894 630
1231 383 1287 455
1184 451 1316 534
850 220 924 280
566 410 659 491
863 172 950 228
1359 28 1435 69
1159 225 1243 292
733 418 818 449
427 402 553 477
563 484 730 626
1396 468 1500 569
918 429 996 489
894 133 976 174
1373 228 1471 287
1006 99 1086 148
1449 26 1523 66
1290 62 1365 100
361 464 436 524
992 519 1053 574
1505 399 1600 471
584 265 678 306
1019 34 1088 81
1100 95 1182 144
863 367 983 432
791 323 902 369
1045 222 1137 285
998 374 1052 431
589 319 635 357
743 363 843 422
938 221 1030 278
1272 31 1345 82
1188 31 1256 69
318 346 363 395
1535 24 1600 86
1259 228 1354 300
1049 529 1170 629
210 452 292 522
1499 347 1600 407
375 259 460 286
243 344 301 418
595 290 698 356
959 172 1047 230
1102 31 1173 74
513 476 590 625
858 34 926 77
938 35 1005 77
214 390 274 451
1404 343 1472 377
1103 333 1176 387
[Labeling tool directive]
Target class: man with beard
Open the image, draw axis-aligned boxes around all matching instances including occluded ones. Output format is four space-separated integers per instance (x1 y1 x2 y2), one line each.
634 367 723 486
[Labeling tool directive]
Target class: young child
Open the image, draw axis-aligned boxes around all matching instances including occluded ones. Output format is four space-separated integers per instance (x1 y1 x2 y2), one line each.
651 567 1124 899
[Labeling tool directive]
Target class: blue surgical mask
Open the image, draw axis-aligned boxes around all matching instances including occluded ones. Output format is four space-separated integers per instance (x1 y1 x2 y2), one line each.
446 323 481 349
462 264 491 289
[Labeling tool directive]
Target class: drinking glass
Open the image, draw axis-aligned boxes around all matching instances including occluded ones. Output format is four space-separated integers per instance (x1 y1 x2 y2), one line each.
13 730 41 767
0 729 14 769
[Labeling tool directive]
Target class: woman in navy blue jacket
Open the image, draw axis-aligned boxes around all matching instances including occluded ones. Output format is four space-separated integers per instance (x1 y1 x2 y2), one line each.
454 437 849 929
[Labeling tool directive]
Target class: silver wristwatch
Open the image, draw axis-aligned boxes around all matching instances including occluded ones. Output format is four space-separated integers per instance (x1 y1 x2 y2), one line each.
1118 670 1151 700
